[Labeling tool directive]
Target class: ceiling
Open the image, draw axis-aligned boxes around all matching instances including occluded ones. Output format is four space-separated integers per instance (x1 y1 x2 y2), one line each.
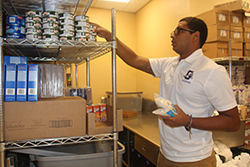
91 0 151 13
2 0 150 16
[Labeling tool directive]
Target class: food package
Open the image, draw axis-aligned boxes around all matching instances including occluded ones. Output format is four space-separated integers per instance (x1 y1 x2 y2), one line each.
152 93 177 117
39 64 64 98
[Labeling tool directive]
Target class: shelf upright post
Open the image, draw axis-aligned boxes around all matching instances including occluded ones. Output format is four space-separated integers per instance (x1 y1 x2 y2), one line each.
70 64 73 87
229 38 232 80
111 8 118 167
86 58 90 87
75 63 78 88
0 0 5 166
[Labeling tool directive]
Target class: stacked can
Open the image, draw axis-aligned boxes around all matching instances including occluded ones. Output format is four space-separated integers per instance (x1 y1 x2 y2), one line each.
42 11 59 41
59 13 74 41
25 11 42 41
74 15 90 42
6 15 25 39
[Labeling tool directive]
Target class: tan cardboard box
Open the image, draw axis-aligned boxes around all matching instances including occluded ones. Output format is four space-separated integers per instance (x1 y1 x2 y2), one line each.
203 42 243 58
202 42 228 58
231 27 244 42
243 15 250 27
230 12 243 27
244 27 250 42
207 25 230 42
87 105 123 135
231 42 243 56
196 9 230 26
244 43 250 56
214 0 250 12
4 97 86 141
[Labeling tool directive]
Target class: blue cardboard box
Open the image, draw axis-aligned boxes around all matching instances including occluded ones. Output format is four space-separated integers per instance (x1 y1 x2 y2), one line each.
16 64 28 101
4 56 27 65
4 64 17 101
28 64 41 101
3 56 27 99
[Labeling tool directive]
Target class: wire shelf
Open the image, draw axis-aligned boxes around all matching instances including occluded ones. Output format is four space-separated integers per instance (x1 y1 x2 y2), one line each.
4 133 114 150
213 56 250 65
3 38 112 65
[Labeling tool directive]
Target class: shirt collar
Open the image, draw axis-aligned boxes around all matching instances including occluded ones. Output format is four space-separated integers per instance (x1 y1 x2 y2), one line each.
181 48 203 65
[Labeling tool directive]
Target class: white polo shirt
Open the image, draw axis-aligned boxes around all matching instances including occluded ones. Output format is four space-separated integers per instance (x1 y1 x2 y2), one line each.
149 49 237 162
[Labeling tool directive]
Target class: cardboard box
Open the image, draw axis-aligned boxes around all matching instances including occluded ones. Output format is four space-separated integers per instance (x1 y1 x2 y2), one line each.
28 64 41 101
4 64 17 102
214 0 250 12
203 42 243 58
4 97 86 141
207 25 230 42
202 42 228 58
243 15 250 27
16 64 28 101
244 27 250 42
87 105 123 135
231 27 244 42
244 43 250 57
230 12 243 27
196 9 230 26
231 42 243 56
4 56 27 65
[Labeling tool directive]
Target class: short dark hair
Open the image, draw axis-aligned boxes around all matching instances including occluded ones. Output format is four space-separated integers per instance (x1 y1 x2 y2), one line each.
179 17 208 48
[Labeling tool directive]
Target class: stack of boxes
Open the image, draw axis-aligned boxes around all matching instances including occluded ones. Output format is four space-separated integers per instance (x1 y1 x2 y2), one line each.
244 14 250 56
3 56 41 102
197 0 250 86
198 8 244 58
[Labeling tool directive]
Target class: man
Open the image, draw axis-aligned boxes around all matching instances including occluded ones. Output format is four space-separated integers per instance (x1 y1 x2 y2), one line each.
92 17 240 167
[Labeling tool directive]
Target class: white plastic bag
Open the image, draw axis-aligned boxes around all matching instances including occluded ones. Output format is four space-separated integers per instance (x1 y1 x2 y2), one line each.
152 93 177 117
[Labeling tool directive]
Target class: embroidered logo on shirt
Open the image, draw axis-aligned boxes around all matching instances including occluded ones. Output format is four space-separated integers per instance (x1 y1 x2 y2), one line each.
182 70 194 84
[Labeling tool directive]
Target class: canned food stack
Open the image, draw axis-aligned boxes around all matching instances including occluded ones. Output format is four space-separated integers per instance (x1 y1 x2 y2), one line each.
74 15 90 42
25 11 42 41
59 13 74 41
6 15 25 39
42 11 59 41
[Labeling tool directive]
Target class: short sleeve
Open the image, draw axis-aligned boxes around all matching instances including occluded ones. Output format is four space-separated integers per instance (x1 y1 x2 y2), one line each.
149 57 177 78
204 66 237 111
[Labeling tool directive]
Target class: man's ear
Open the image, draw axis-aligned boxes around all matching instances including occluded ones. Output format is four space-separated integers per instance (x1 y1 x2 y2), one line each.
193 31 200 42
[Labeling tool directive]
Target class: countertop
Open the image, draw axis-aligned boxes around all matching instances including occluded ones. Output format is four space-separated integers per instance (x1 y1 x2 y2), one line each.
122 111 246 149
123 111 160 148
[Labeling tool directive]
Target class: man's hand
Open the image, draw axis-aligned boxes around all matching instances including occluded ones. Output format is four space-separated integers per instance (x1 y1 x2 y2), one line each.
90 22 112 41
159 105 190 128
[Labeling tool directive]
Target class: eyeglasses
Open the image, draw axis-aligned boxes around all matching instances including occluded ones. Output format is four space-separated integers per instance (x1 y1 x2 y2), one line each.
171 27 195 36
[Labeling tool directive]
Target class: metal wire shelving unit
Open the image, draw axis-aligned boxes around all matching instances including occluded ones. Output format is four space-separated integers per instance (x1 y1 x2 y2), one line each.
213 56 250 65
0 0 119 166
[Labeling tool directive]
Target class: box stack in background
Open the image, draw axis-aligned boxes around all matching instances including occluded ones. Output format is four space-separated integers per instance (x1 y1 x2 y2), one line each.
197 0 250 85
244 13 250 56
197 5 246 59
197 8 230 59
